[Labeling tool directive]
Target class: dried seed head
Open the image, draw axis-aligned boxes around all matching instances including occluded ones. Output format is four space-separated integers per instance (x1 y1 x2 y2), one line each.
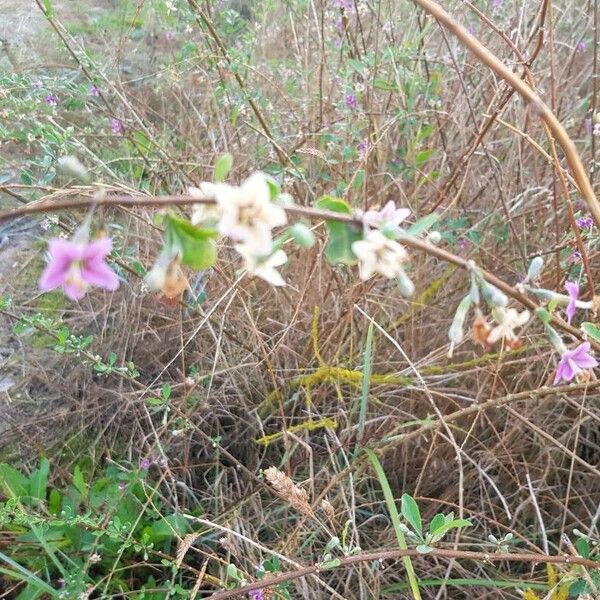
321 498 335 522
176 533 198 569
264 466 314 517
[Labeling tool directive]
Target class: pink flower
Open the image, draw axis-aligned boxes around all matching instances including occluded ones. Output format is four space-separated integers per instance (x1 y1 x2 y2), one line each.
362 201 411 230
39 237 119 301
565 281 579 325
553 342 598 384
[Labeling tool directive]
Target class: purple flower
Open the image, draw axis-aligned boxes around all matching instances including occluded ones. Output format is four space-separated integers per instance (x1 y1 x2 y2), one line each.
39 237 119 301
89 85 100 97
570 250 582 263
111 118 124 134
139 457 151 470
33 80 42 90
492 0 503 7
118 482 127 490
577 215 594 230
577 40 587 53
335 16 343 31
357 139 369 155
345 94 357 110
248 590 264 600
44 94 58 106
554 341 598 384
458 238 471 250
333 0 354 10
565 281 579 324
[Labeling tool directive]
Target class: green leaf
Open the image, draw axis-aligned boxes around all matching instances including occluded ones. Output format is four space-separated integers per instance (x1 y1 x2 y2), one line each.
429 513 445 536
406 213 439 236
352 169 365 191
575 537 590 558
416 544 433 554
72 465 88 500
0 464 29 499
373 78 399 92
29 458 50 501
401 493 423 538
581 322 600 343
414 149 434 167
214 153 233 182
48 489 61 515
319 558 342 570
42 0 53 18
165 215 218 270
265 177 280 201
315 196 361 266
535 307 551 324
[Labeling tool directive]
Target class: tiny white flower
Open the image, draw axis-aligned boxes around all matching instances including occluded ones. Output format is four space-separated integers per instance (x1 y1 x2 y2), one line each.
235 244 287 286
351 230 408 280
361 201 411 231
486 307 530 345
214 172 287 254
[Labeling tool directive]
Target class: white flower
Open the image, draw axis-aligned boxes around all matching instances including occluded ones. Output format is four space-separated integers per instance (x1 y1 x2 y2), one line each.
215 172 287 254
486 307 530 345
361 201 411 231
189 184 223 226
351 230 408 280
235 244 287 286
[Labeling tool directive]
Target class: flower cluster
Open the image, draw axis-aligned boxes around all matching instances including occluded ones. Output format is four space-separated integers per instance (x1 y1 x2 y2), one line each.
351 201 413 290
449 271 530 354
190 172 289 286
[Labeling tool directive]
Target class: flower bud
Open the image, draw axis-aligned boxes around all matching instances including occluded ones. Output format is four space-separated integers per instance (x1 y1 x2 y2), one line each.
448 295 472 344
480 280 508 307
426 231 441 244
396 268 415 297
290 223 316 248
526 256 544 281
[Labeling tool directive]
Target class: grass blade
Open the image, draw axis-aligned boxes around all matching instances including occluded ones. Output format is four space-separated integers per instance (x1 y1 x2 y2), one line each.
0 550 58 597
356 322 374 450
365 449 422 600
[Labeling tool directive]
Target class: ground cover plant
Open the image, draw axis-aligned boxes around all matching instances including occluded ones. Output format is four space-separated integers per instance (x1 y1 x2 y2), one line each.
1 0 600 598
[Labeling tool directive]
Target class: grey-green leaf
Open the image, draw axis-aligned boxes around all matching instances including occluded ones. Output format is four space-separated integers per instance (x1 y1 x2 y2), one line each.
401 493 423 538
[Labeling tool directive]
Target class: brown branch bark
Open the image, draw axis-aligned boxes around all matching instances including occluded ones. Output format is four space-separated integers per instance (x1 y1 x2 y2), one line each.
206 546 600 599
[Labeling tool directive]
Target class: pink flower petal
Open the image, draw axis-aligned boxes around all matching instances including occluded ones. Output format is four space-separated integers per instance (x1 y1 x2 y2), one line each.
565 281 579 324
81 261 119 290
555 357 576 383
62 281 87 301
575 354 598 369
83 238 112 261
39 261 68 291
572 341 591 357
47 238 84 262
